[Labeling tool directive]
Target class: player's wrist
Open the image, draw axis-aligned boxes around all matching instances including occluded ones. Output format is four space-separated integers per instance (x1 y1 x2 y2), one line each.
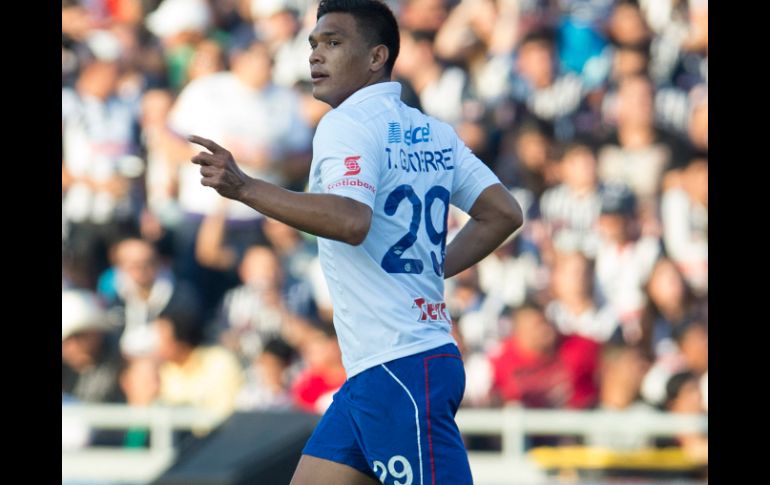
233 173 255 201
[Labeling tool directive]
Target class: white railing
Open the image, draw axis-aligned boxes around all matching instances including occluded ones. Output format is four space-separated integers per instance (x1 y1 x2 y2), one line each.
62 404 224 484
455 406 708 485
62 405 707 485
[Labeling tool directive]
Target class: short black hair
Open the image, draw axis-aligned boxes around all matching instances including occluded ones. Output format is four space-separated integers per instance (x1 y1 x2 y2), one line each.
262 337 296 365
664 371 698 407
672 319 707 345
519 28 556 51
514 298 545 317
317 0 400 75
158 286 205 348
560 139 598 160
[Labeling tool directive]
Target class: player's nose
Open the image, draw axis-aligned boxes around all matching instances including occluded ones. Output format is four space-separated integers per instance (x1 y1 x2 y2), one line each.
309 49 322 66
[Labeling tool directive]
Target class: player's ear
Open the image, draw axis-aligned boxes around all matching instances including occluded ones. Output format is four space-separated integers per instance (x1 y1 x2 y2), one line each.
370 44 389 73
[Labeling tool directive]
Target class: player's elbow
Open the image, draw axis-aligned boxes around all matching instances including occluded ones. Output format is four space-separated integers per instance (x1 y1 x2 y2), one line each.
342 202 372 246
471 184 524 236
485 195 524 237
500 198 524 235
344 221 369 246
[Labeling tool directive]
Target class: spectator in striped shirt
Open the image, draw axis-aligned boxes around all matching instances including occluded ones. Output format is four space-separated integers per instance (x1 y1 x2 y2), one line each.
540 141 604 261
215 245 318 367
593 184 660 344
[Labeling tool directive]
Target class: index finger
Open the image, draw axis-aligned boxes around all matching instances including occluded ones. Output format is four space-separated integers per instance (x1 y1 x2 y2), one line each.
187 135 226 154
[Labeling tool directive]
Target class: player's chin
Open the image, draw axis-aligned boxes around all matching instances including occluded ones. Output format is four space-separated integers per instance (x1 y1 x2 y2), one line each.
311 86 333 106
313 85 327 102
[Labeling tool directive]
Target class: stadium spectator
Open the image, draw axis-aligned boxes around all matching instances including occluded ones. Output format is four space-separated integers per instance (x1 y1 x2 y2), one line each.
100 237 200 358
639 256 706 359
235 337 296 411
545 251 618 342
215 244 317 366
588 343 654 449
167 36 312 312
597 74 677 225
494 120 558 200
118 355 162 448
661 157 708 295
593 184 660 343
62 60 143 289
62 289 124 403
641 319 707 408
539 141 604 259
505 29 585 141
488 302 599 409
153 297 243 417
290 325 346 414
662 371 708 466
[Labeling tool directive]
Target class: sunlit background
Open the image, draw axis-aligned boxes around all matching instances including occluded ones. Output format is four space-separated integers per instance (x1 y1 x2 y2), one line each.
62 0 707 483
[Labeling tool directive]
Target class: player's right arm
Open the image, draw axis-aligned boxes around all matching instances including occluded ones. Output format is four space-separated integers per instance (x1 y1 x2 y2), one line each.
443 183 523 278
189 135 372 246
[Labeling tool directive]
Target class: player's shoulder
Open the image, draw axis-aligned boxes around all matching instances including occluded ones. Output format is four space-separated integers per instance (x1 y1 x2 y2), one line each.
402 106 461 144
414 109 454 132
316 107 374 138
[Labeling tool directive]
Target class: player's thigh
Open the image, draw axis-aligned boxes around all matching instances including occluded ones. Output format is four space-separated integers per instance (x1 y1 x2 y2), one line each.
291 454 381 485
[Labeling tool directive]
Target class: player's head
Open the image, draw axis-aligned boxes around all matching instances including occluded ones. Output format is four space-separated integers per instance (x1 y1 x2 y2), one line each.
310 0 400 107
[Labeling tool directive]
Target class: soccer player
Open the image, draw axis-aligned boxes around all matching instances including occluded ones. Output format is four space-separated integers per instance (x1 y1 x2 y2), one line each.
188 1 523 483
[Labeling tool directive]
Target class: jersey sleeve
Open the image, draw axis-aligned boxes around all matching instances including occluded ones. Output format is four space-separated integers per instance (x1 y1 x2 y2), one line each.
450 137 501 212
312 111 381 209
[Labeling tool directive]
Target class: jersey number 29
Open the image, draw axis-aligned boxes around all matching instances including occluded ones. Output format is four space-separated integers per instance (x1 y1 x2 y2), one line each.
381 184 449 276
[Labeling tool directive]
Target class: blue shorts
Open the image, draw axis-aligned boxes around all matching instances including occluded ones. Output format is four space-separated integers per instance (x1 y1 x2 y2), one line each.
303 343 472 484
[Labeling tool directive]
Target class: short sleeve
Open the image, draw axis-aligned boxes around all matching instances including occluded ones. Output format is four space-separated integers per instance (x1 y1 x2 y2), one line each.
312 112 382 208
450 138 501 212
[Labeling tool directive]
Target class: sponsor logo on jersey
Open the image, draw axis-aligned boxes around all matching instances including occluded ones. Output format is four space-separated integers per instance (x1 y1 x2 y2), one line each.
387 122 401 143
413 297 450 322
404 123 431 146
386 122 432 146
344 155 362 175
327 178 376 194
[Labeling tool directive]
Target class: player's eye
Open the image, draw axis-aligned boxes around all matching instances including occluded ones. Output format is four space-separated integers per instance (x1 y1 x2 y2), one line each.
328 40 340 47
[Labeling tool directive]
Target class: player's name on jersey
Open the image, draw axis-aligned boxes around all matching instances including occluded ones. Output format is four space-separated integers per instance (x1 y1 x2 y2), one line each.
385 146 454 173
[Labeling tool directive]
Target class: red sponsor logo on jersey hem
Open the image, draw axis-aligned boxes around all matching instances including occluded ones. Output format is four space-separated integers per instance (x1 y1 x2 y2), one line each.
413 298 450 322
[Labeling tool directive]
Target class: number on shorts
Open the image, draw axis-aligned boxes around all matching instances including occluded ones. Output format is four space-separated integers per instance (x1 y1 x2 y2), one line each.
372 460 388 482
372 455 413 485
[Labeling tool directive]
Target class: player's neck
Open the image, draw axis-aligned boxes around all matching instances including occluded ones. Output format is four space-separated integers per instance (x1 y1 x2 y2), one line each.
341 73 391 105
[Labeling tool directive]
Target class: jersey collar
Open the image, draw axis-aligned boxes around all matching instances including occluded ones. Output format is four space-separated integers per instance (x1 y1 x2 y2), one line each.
338 81 402 108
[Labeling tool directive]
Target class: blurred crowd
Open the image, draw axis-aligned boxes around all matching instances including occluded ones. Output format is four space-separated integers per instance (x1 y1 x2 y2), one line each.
62 0 707 462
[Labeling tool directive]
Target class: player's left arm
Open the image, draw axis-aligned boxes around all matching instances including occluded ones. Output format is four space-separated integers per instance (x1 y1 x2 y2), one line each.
443 183 523 279
189 135 372 245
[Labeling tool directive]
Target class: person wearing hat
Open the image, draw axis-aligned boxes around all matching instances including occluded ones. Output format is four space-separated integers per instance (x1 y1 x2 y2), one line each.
594 184 661 344
62 289 124 403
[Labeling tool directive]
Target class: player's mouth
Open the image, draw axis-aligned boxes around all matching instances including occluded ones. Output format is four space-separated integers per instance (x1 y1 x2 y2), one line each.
311 71 329 84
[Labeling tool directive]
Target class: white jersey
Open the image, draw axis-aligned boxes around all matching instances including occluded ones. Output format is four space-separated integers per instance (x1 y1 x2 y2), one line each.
308 82 500 377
